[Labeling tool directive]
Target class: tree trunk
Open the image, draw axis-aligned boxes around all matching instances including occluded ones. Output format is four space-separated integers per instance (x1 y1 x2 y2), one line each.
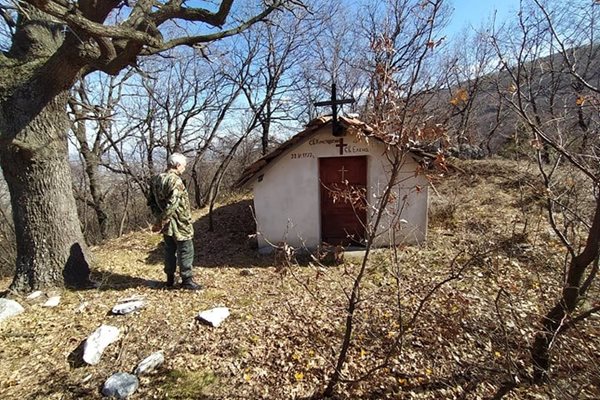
80 141 109 240
531 196 600 382
69 96 110 241
260 115 271 155
0 91 92 292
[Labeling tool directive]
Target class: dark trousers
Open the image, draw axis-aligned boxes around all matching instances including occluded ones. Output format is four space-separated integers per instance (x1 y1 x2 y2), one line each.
163 235 194 279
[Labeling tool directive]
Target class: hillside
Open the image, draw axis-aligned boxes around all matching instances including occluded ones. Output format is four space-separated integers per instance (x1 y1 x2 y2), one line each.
436 44 600 154
0 159 598 399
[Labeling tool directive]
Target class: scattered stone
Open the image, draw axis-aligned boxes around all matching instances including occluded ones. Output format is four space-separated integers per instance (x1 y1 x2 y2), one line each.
83 324 120 365
74 301 89 313
134 351 165 375
101 372 139 399
42 295 61 307
197 307 230 327
0 299 24 323
239 269 254 276
111 300 145 315
448 144 485 160
26 291 43 300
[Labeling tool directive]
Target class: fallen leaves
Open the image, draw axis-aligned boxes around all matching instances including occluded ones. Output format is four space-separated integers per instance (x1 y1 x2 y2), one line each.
0 161 598 399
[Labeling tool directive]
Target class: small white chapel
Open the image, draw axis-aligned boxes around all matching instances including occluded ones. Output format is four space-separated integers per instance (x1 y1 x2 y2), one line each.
236 115 429 253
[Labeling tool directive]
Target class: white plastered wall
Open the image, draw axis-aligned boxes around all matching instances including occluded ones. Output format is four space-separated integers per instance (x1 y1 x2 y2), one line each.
251 127 428 252
368 154 429 247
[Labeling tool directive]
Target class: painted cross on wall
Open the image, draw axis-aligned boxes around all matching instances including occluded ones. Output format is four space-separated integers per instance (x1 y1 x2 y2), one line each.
338 166 348 182
336 138 348 155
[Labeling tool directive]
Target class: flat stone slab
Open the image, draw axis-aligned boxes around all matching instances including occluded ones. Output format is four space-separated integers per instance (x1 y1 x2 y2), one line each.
102 372 139 398
197 307 230 327
111 300 145 315
42 296 61 307
83 324 120 365
134 351 165 375
26 291 43 300
0 299 24 323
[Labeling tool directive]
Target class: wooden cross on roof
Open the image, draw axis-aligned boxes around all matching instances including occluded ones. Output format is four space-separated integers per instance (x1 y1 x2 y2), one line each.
314 83 355 137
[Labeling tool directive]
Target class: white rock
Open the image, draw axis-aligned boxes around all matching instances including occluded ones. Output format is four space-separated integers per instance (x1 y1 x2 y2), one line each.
74 301 89 313
26 290 43 300
197 307 230 327
42 296 60 307
0 299 24 322
111 300 145 315
102 372 139 399
134 351 165 375
83 324 120 365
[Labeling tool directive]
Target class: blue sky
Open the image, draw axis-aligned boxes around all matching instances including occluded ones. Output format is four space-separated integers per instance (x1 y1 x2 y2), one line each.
445 0 521 37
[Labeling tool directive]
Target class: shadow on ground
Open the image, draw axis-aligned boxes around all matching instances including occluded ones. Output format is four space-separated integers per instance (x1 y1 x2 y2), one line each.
91 271 165 291
146 199 272 269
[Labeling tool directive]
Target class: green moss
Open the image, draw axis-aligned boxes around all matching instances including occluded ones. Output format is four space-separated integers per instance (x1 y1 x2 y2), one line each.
159 369 218 399
0 56 47 99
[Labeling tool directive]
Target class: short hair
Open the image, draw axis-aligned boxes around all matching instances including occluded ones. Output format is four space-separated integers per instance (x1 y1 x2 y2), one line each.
168 153 187 168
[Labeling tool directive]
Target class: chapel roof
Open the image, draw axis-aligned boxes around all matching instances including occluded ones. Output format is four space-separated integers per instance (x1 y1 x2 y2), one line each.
235 115 375 188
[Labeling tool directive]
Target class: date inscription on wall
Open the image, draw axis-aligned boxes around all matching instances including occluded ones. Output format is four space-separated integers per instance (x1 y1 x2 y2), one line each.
290 152 314 159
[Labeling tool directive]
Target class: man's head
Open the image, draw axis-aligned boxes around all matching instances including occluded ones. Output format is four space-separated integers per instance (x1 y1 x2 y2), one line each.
168 153 187 174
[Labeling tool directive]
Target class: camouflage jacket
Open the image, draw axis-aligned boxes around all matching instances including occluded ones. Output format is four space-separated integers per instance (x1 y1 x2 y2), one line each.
151 170 194 241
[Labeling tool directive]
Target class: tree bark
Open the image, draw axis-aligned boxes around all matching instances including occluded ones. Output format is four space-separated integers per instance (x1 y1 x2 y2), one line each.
0 3 95 292
0 91 92 291
82 147 109 240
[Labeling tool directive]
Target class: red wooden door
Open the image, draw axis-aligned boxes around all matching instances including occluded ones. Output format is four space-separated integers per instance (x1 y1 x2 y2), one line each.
319 156 367 246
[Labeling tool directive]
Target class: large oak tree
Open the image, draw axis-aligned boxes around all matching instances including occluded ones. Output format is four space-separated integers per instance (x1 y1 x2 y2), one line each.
0 0 291 292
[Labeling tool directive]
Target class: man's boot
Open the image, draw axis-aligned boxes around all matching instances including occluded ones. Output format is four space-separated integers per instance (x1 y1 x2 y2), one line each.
166 274 175 288
181 276 202 290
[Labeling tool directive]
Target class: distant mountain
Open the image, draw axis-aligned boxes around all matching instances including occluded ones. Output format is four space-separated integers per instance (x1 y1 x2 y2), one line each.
442 44 600 156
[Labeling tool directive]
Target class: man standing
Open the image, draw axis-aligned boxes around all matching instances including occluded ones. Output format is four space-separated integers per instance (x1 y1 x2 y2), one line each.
151 153 202 290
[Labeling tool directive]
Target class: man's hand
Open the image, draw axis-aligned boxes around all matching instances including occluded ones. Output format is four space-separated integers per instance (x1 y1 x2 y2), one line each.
151 221 164 233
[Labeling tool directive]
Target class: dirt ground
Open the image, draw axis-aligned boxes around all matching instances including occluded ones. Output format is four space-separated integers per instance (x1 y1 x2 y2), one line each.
0 159 598 399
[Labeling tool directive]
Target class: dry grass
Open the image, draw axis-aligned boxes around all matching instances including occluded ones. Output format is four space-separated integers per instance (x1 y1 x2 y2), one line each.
0 159 599 399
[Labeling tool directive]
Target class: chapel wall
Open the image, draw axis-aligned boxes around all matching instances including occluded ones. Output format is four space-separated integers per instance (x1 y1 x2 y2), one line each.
252 127 428 251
